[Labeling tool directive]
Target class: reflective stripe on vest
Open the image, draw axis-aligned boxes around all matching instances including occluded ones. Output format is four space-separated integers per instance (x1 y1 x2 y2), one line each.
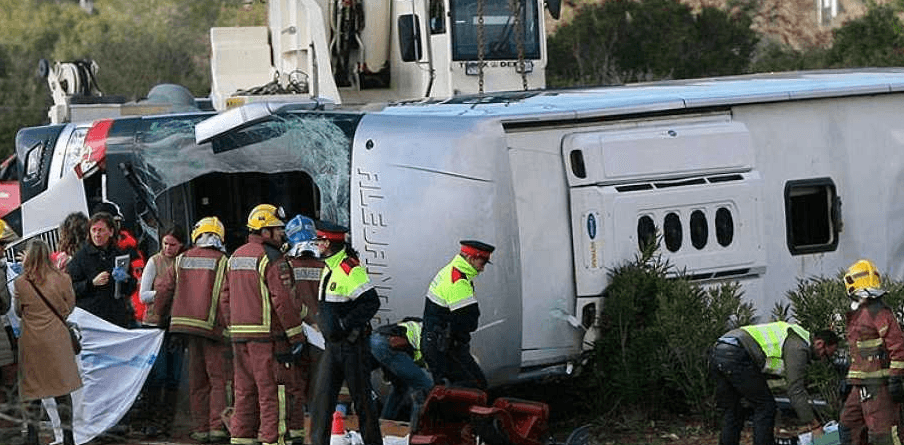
425 255 478 311
170 254 228 331
320 250 373 303
228 255 273 335
400 320 423 363
740 322 810 376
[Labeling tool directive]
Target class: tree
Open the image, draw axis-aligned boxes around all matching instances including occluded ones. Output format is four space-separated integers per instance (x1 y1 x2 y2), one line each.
828 4 904 67
546 0 758 87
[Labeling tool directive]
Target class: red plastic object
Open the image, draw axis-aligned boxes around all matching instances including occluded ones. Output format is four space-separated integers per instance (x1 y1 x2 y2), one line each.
469 397 550 445
410 385 489 445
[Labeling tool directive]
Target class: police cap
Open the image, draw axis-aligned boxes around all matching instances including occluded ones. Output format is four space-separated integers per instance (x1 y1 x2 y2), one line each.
460 240 495 262
315 220 348 242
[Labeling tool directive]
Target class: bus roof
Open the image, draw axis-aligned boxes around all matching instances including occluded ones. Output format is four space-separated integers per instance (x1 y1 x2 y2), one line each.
379 69 904 123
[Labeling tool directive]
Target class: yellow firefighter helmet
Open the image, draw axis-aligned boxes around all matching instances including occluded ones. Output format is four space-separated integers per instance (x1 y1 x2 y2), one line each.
191 216 225 243
844 259 882 296
246 204 286 230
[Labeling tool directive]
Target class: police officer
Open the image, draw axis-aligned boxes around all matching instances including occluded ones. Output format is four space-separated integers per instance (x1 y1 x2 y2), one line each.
710 322 838 445
281 215 323 445
155 216 230 444
309 221 383 445
422 240 494 390
370 317 431 421
225 205 306 445
839 259 904 445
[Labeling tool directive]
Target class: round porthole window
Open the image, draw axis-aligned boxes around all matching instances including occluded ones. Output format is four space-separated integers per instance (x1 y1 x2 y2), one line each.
690 210 708 250
637 215 656 252
664 212 682 252
716 207 734 247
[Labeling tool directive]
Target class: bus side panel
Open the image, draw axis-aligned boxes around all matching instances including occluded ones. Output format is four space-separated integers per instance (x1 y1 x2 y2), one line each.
351 114 522 385
507 129 582 367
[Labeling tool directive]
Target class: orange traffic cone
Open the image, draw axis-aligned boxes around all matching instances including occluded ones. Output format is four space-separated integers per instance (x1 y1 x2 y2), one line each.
329 410 348 445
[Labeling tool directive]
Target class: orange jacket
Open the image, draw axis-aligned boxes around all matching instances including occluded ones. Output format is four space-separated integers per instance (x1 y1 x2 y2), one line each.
155 246 229 340
224 234 305 343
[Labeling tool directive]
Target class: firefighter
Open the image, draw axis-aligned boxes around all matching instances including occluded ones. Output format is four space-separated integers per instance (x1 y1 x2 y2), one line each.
309 220 383 445
421 240 494 390
709 322 839 445
280 214 323 445
839 259 904 445
225 205 306 445
154 216 231 444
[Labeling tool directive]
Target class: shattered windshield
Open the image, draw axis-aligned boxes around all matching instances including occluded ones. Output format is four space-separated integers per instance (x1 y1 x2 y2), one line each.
451 0 540 61
131 112 360 227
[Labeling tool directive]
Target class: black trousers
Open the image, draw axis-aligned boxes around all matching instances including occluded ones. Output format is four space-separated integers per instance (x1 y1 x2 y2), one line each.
710 341 776 445
310 337 383 445
422 331 487 390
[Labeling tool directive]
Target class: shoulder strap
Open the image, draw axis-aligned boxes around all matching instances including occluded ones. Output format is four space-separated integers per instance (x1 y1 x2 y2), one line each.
26 278 68 325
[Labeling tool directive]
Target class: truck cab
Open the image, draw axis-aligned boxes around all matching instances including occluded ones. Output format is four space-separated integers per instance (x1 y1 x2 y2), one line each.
211 0 557 109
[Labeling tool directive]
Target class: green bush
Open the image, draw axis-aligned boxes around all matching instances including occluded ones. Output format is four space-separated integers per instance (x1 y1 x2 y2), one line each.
584 246 755 423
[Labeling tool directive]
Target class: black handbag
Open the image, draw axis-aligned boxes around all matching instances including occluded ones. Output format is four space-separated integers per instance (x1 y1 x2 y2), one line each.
26 279 81 355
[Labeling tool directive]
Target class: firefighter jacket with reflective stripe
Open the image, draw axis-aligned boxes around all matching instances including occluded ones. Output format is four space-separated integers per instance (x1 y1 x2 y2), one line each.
400 320 424 364
739 321 810 376
423 255 481 344
287 254 322 325
317 248 380 343
845 299 904 384
154 247 229 340
225 234 305 343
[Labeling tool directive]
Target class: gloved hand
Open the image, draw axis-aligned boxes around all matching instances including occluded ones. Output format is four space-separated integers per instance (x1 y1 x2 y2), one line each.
346 327 361 344
112 266 129 283
291 342 306 360
889 375 904 403
838 379 852 400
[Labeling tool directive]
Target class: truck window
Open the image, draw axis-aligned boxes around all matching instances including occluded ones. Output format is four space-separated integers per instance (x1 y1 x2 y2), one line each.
784 177 840 255
430 0 446 34
450 0 540 61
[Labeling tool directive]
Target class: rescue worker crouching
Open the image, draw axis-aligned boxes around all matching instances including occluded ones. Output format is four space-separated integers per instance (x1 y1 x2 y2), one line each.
839 259 904 445
709 322 838 445
155 216 231 444
370 317 432 422
422 240 494 390
225 205 307 445
280 214 324 445
309 221 383 445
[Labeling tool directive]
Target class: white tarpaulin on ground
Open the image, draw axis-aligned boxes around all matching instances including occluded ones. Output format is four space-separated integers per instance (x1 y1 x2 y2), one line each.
44 308 164 445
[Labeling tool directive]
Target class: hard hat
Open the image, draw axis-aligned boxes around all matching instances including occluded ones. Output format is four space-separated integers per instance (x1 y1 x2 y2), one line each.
286 215 317 246
247 204 286 230
191 216 225 243
0 219 16 244
844 259 882 297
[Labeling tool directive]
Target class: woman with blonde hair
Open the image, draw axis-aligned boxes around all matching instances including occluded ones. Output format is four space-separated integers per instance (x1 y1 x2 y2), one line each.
16 239 81 445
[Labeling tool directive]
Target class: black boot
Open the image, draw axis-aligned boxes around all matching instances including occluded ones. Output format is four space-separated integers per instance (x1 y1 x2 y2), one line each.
25 423 39 445
63 428 75 445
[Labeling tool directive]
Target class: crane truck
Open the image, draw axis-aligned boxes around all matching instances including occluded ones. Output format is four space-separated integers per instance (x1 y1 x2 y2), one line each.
210 0 561 109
